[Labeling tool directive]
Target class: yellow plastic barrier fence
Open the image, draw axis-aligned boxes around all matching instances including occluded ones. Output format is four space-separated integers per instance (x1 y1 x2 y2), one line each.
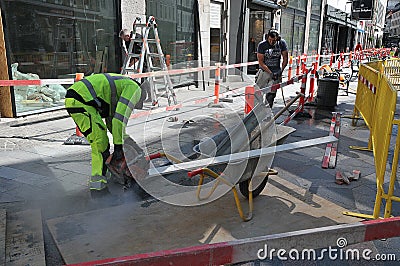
345 59 400 219
350 63 380 151
383 58 400 89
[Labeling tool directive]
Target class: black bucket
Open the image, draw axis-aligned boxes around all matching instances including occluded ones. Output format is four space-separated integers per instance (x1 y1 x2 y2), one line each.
316 78 339 108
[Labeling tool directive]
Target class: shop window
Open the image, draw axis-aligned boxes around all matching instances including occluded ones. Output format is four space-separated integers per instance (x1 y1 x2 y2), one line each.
147 0 197 65
288 0 307 12
1 0 118 115
308 19 320 54
248 11 272 45
311 0 322 16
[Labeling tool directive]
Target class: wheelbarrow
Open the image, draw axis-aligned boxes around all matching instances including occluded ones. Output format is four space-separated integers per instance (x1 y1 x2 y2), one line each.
126 92 337 221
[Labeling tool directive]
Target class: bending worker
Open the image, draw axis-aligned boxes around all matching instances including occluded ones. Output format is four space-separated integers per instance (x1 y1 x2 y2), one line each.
65 73 142 191
255 29 288 107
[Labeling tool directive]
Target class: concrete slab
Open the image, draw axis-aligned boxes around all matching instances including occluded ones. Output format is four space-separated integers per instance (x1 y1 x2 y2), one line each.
5 209 45 266
0 166 54 188
47 175 360 264
0 209 5 266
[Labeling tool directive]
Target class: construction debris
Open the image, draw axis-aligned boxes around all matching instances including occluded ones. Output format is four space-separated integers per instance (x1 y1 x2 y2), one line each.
335 170 361 185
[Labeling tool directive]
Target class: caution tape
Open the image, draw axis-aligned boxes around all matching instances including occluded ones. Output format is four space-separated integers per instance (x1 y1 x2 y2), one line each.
0 48 390 87
0 78 75 86
259 71 309 94
130 87 242 119
130 70 309 120
0 61 261 87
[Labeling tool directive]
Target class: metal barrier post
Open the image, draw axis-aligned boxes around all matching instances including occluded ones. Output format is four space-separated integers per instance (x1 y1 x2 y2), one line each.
299 71 307 111
288 55 293 80
244 85 255 114
349 51 352 67
302 54 307 73
214 63 221 104
308 62 317 102
340 52 344 68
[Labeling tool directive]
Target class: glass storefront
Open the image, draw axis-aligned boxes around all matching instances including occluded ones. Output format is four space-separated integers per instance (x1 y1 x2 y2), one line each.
281 9 305 56
308 19 320 54
307 0 322 55
249 10 272 45
287 0 307 12
1 0 119 116
311 0 322 16
281 11 294 55
146 0 197 65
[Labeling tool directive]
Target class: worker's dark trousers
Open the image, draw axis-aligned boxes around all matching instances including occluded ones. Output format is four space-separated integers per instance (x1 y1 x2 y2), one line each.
255 70 280 108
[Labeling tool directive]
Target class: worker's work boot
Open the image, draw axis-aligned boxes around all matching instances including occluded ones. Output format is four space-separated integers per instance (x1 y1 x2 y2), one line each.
265 92 276 108
89 175 108 191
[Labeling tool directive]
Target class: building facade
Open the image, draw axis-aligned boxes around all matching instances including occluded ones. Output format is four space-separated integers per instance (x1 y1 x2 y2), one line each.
1 0 378 117
384 0 400 47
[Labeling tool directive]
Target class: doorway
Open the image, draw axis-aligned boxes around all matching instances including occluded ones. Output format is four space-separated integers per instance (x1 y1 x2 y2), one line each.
248 10 272 74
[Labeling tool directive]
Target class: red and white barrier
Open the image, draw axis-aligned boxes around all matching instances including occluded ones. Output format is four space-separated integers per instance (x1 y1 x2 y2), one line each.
281 69 311 125
1 47 391 88
0 78 75 86
296 55 301 75
288 55 293 80
214 64 221 104
322 112 341 169
130 70 309 120
308 62 317 102
66 217 400 266
130 87 242 119
329 112 341 168
244 85 255 114
358 75 377 94
298 69 308 112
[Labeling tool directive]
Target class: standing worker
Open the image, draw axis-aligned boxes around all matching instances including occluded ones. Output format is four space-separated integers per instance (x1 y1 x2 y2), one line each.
119 29 143 68
65 73 144 192
255 29 288 107
119 29 132 65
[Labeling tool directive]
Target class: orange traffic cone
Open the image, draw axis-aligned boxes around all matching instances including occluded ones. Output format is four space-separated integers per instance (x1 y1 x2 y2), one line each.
64 73 90 145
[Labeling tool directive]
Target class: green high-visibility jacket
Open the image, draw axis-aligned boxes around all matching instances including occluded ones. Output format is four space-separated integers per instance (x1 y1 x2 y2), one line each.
66 73 141 145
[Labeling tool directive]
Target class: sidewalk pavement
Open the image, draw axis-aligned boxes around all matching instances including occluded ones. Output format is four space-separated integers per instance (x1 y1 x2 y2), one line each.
0 69 400 265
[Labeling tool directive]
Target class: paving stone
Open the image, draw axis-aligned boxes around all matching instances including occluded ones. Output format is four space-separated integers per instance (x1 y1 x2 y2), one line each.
0 166 54 188
0 209 5 266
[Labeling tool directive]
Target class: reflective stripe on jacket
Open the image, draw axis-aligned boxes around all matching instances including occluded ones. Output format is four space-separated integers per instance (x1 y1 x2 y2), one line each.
66 73 141 145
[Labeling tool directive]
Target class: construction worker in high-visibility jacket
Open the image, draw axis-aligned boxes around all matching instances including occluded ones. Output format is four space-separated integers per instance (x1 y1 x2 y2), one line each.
65 73 142 191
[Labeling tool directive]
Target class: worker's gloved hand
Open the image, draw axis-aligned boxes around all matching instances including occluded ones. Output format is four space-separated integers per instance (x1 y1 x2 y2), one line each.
272 70 282 80
112 144 124 162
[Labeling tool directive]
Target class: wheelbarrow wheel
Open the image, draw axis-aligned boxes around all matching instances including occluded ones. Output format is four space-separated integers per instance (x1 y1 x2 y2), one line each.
238 174 269 199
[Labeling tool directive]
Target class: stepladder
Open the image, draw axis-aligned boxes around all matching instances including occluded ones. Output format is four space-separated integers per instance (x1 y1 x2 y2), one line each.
121 16 178 107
